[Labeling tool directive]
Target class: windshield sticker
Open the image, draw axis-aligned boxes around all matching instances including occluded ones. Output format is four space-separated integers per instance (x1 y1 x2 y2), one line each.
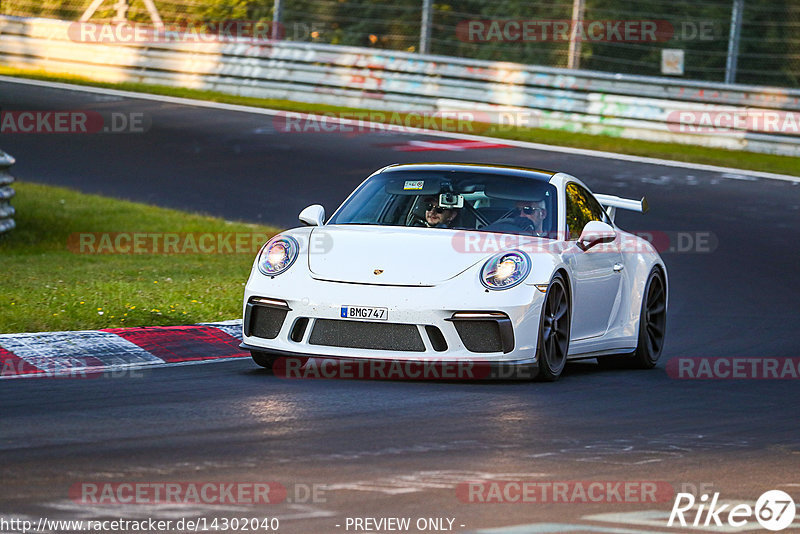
403 180 424 190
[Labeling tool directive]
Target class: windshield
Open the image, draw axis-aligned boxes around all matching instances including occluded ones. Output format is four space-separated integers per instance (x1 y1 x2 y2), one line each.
328 170 558 238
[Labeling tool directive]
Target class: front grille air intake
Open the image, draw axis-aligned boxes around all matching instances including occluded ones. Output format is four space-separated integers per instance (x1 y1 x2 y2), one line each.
290 317 309 342
309 319 425 352
449 312 514 353
425 325 448 352
245 297 289 339
453 320 503 352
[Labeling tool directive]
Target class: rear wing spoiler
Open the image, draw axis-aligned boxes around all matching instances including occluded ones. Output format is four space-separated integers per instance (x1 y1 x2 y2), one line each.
594 194 649 222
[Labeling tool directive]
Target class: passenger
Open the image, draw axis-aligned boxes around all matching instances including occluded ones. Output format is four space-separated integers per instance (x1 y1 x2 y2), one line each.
423 197 460 228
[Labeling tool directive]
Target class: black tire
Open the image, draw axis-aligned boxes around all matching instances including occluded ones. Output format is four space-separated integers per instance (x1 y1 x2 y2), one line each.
535 273 571 382
251 351 278 370
598 268 666 369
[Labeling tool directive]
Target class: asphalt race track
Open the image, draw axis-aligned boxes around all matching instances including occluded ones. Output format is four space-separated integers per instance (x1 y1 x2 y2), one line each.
1 79 799 533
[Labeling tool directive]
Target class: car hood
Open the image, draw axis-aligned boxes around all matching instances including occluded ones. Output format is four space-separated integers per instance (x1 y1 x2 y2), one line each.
306 225 486 286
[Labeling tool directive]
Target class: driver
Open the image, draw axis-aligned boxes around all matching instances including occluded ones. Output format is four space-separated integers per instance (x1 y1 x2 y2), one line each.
484 198 547 236
511 199 547 236
423 197 459 228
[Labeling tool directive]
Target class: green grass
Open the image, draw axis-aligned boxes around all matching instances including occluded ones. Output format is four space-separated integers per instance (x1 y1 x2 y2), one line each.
0 182 279 333
1 66 798 176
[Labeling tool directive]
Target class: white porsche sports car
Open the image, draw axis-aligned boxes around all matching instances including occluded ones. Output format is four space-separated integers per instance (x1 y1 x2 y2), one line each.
241 163 667 381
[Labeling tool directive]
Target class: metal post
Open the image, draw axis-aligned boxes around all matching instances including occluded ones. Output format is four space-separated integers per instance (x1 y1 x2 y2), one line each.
272 0 283 41
79 0 106 22
725 0 744 84
0 149 17 235
419 0 432 54
567 0 585 69
112 0 128 23
140 0 163 26
80 0 161 24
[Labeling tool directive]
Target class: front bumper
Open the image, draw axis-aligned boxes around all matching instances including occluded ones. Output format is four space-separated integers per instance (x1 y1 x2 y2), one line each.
242 267 545 365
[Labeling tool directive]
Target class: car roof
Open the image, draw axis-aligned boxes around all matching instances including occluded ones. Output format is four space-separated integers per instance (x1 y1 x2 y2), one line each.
379 162 556 182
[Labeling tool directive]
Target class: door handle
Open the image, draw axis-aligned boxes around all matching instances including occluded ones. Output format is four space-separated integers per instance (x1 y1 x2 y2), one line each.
613 263 624 272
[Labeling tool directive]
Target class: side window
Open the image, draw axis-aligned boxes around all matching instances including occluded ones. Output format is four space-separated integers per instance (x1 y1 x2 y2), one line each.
565 182 609 240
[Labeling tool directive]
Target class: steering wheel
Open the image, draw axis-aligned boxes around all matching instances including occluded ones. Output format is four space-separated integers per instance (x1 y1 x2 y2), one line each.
406 211 427 227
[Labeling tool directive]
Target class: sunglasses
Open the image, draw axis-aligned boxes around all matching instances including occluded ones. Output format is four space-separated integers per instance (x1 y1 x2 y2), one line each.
519 206 545 214
425 203 447 214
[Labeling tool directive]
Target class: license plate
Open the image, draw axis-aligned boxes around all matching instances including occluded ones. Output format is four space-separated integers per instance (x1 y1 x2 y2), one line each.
340 306 388 321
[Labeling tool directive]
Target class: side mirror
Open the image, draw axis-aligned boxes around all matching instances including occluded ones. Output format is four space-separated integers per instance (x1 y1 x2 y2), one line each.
577 220 616 251
299 204 325 226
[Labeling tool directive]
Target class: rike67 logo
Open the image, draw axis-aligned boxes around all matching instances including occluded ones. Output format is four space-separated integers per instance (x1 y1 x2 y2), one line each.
668 490 796 531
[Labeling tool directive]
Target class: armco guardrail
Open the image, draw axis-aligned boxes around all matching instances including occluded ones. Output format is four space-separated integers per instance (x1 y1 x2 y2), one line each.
0 149 16 235
1 16 799 156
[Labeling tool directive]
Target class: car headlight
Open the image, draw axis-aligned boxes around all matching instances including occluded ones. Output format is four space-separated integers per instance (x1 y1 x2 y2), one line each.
257 235 299 276
480 250 531 290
